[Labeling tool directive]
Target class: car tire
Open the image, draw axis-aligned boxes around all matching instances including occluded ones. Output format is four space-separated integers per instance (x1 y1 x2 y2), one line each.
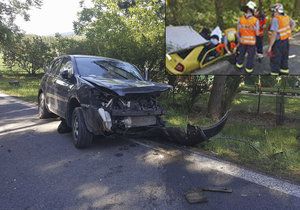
38 92 53 119
72 107 93 149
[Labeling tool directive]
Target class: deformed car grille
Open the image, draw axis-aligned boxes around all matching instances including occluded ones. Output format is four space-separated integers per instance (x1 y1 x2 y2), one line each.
123 116 157 128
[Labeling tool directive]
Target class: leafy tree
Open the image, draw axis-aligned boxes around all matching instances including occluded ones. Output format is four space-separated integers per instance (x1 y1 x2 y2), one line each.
173 76 211 112
52 33 91 56
2 36 54 75
0 0 42 47
74 0 165 80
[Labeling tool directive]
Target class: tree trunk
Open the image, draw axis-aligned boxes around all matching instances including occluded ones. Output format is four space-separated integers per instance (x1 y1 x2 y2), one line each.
258 0 263 15
207 76 227 119
207 0 226 119
222 76 242 113
214 0 224 29
207 0 243 119
240 0 247 8
292 0 300 17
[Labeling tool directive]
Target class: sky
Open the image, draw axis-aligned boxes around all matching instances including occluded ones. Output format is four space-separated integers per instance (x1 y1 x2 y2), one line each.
15 0 90 36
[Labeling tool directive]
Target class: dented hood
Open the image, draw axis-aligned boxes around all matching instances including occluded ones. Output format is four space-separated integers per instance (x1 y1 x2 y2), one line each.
81 76 172 96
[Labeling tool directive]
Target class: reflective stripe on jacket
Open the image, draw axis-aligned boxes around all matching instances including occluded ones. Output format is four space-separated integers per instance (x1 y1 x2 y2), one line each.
239 16 258 45
275 15 291 40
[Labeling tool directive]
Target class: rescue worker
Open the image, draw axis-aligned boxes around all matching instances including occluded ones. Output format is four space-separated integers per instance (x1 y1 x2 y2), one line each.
224 28 238 54
236 1 259 73
268 3 295 75
255 10 267 62
215 28 238 56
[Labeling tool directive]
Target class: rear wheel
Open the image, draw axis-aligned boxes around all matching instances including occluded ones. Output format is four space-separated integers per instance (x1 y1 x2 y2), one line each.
38 92 53 119
72 107 93 149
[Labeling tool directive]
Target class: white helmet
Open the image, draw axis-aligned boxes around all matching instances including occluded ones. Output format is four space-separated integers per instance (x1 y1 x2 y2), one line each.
271 3 284 14
246 1 257 11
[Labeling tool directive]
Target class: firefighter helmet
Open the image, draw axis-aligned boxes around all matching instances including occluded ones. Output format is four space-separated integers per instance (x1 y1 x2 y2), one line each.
271 3 284 14
246 1 257 11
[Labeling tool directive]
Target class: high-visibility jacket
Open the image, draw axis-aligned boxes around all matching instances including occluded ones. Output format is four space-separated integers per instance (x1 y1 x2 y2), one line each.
275 15 291 40
216 41 237 54
238 16 258 45
216 43 225 54
258 17 267 37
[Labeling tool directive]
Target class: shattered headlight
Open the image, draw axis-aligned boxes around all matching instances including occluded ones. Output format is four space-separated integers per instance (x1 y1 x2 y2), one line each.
90 88 114 106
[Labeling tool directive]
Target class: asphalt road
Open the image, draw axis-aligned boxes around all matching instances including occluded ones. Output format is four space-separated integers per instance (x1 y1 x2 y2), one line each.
192 34 300 75
0 93 300 210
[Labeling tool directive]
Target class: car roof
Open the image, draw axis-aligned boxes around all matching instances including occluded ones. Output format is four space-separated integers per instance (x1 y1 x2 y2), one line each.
65 55 127 63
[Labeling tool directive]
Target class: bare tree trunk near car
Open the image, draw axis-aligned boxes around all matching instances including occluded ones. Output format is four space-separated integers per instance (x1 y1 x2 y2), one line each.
207 76 227 119
207 0 243 119
207 0 226 119
214 0 224 29
292 0 300 17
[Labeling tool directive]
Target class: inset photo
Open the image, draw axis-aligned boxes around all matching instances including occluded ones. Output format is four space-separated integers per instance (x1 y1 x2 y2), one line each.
166 0 300 76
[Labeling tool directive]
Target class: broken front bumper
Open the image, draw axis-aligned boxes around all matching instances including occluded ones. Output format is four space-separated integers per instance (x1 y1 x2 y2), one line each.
81 105 164 136
126 111 230 146
164 110 229 145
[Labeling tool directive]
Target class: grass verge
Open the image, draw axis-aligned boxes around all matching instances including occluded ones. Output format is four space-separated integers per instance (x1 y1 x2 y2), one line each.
0 74 41 103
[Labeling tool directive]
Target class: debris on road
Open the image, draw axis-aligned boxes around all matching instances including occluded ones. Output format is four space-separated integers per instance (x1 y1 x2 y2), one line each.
202 186 232 193
185 190 208 204
185 186 232 204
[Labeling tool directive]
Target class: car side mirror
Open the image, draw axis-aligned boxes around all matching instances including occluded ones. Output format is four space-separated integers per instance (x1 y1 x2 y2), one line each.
61 70 69 79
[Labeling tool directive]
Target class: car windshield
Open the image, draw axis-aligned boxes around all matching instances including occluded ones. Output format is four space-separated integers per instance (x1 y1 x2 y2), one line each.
76 57 143 80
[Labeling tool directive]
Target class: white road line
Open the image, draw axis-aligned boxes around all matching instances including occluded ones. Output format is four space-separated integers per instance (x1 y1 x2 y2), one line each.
129 139 300 199
1 92 300 198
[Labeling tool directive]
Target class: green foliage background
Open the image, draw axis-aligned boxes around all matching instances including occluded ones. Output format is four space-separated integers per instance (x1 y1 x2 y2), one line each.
167 0 300 31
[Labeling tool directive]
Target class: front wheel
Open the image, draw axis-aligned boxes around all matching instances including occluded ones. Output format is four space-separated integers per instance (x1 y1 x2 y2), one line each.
72 107 93 149
38 92 53 119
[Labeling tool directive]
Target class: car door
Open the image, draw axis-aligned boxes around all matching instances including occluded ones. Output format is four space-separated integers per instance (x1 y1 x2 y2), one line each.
44 57 63 114
53 57 75 118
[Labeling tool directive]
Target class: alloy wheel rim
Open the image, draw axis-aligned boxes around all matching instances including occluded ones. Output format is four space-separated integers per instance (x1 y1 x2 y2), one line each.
73 115 79 141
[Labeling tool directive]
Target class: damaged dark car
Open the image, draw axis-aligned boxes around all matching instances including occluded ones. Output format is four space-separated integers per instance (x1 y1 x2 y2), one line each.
38 55 228 149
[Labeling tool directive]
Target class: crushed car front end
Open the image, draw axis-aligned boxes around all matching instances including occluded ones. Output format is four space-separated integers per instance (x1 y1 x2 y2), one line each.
78 78 171 136
86 94 166 135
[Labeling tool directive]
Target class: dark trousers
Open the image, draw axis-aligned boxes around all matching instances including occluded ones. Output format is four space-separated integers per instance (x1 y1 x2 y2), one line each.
256 36 263 54
270 39 289 73
236 44 256 70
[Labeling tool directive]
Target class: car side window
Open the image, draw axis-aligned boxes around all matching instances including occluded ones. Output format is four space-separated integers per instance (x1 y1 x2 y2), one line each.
59 58 73 78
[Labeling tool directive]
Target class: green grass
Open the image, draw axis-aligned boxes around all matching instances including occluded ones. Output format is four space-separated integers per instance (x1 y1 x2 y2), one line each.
232 94 300 119
0 75 41 103
241 86 300 95
0 55 41 103
203 123 300 183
